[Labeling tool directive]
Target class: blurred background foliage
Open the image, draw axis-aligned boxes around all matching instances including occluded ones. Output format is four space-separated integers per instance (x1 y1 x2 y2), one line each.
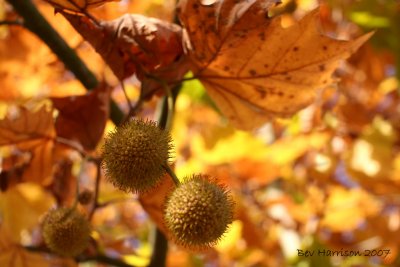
0 0 400 266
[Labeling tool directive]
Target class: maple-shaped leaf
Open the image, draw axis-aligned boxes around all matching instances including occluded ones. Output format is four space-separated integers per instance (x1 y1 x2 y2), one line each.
0 105 55 185
45 0 119 13
178 0 373 130
62 13 189 97
51 84 110 151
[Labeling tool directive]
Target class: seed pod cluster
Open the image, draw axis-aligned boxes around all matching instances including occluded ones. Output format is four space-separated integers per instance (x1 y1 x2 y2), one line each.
102 119 173 193
102 119 235 249
42 208 91 257
164 174 234 248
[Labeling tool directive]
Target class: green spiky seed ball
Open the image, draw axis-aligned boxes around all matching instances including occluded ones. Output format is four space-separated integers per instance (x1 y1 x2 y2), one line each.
102 119 173 193
164 174 234 248
42 208 91 257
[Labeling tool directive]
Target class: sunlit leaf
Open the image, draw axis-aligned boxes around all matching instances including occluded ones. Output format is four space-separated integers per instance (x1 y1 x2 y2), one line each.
321 187 382 232
178 0 372 129
51 84 110 151
0 183 54 242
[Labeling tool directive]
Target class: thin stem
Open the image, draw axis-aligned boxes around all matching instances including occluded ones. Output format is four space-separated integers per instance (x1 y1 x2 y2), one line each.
121 81 134 110
55 136 87 157
163 164 180 186
0 19 24 26
165 89 175 132
88 161 102 220
148 228 168 267
71 176 79 210
97 196 137 208
146 80 182 267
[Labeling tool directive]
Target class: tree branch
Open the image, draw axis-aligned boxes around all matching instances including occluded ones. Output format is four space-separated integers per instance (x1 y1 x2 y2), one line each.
147 85 181 267
148 228 168 267
6 0 124 125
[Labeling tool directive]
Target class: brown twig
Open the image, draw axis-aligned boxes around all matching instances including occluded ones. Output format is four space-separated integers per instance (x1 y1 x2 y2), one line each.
0 19 24 26
88 160 102 220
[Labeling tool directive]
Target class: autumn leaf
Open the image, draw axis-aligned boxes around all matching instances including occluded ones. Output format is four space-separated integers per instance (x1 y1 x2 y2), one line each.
320 186 381 232
62 12 189 96
0 105 55 185
178 0 373 130
139 175 174 236
51 84 110 151
0 183 55 242
45 0 119 13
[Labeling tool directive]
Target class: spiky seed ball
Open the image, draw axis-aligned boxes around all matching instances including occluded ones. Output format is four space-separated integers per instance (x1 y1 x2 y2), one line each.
42 208 91 257
102 119 172 193
164 174 234 248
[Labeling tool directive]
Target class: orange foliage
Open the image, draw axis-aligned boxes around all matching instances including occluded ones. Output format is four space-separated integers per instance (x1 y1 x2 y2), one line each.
1 0 399 266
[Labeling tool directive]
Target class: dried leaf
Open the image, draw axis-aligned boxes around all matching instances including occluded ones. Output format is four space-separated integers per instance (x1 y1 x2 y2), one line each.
178 1 372 129
51 84 110 151
0 105 55 185
45 0 119 13
62 13 189 97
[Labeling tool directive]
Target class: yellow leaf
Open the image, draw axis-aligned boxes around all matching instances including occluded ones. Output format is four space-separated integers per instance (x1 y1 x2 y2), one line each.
321 187 381 232
265 132 331 165
215 220 242 253
179 1 372 129
0 183 55 242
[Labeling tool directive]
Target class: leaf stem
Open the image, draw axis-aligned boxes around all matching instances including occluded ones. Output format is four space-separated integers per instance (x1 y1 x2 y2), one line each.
148 227 168 267
147 81 181 267
55 136 87 157
0 19 24 26
88 160 102 220
163 164 180 186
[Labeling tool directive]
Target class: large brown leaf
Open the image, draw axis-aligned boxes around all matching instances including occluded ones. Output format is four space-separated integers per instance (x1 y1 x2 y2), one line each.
51 84 110 151
62 13 189 97
0 105 55 185
178 0 372 130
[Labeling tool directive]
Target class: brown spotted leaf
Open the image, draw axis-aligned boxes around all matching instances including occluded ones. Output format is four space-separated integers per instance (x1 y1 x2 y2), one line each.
62 13 189 97
51 84 110 151
45 0 119 13
0 105 55 185
178 1 372 130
